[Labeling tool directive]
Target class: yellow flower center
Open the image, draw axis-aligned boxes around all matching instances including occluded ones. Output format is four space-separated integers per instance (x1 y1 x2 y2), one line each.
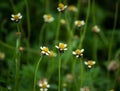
58 3 65 9
87 61 94 66
46 15 51 20
77 21 82 26
68 5 75 11
42 83 47 89
75 49 81 55
43 47 49 52
59 43 65 49
14 15 19 20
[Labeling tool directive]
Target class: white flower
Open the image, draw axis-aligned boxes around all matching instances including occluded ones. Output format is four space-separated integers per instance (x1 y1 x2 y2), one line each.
11 13 22 22
43 14 54 23
72 49 84 58
55 43 67 52
84 60 96 68
40 46 50 56
57 3 67 12
38 80 50 91
74 20 85 27
92 25 100 33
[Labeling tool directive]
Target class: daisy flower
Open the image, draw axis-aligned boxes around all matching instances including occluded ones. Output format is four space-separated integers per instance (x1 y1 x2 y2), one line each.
11 13 22 22
72 49 84 58
74 20 85 27
92 25 100 33
38 79 50 91
84 60 96 68
57 3 67 12
55 43 67 52
40 46 50 56
43 14 54 23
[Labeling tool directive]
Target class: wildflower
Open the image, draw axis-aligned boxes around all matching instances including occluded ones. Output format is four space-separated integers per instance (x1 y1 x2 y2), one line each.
84 60 96 68
49 51 56 57
74 20 85 27
80 86 90 91
43 14 54 23
55 43 67 52
68 5 78 12
0 52 5 60
60 19 66 25
107 61 119 71
57 3 67 12
40 46 50 56
38 79 50 91
72 49 84 58
92 25 100 33
11 13 22 22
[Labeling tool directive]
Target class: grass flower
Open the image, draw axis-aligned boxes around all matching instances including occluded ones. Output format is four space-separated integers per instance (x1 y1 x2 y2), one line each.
43 14 54 23
49 51 56 57
68 5 78 12
84 60 96 68
55 43 67 52
0 52 5 60
92 25 100 33
72 49 84 58
38 79 50 91
74 20 85 27
11 13 22 22
57 3 67 12
40 46 50 56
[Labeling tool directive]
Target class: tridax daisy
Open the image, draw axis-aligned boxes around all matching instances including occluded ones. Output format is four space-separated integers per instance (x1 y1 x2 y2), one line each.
72 49 84 58
11 13 22 22
57 3 67 12
55 43 67 52
68 5 78 12
84 60 96 68
38 79 50 91
43 14 54 23
74 20 85 27
49 51 56 57
92 25 100 33
40 46 50 56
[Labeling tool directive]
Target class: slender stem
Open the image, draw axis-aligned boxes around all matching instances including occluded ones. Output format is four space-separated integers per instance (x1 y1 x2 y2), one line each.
93 35 98 61
78 0 91 49
9 0 17 13
108 1 118 61
58 53 61 91
39 23 46 45
15 24 21 91
25 0 31 42
33 56 43 91
80 59 83 88
55 13 61 44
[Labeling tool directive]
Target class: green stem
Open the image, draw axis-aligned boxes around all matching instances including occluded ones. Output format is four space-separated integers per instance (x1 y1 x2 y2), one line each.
93 35 98 61
78 0 91 49
108 1 118 61
33 56 43 91
25 0 31 43
80 59 83 88
15 24 21 91
58 54 61 91
39 23 46 45
9 0 17 13
55 13 61 44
